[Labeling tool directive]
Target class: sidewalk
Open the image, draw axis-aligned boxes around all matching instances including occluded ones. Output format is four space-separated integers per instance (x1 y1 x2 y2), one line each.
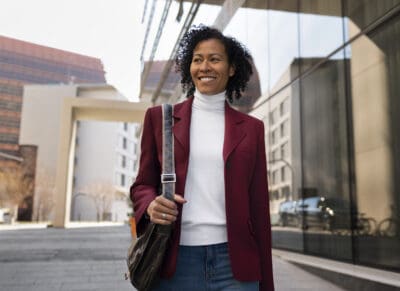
0 225 345 291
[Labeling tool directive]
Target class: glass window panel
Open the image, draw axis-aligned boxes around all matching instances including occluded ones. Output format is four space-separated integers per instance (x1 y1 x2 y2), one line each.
345 0 400 39
268 10 300 94
261 76 303 251
348 13 400 271
299 0 344 73
224 4 268 99
299 46 352 260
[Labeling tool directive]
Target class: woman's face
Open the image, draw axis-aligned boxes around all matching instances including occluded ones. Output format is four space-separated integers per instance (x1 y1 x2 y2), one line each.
190 38 235 95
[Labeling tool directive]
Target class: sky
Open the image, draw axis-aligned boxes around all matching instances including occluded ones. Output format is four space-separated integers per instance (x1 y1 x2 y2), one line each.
0 0 143 101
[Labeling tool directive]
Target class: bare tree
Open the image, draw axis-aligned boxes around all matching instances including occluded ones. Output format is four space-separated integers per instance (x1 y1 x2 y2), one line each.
80 181 116 221
0 167 33 221
33 169 55 222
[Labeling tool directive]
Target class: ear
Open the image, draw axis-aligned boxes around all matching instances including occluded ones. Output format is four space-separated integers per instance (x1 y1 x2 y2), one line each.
229 65 235 77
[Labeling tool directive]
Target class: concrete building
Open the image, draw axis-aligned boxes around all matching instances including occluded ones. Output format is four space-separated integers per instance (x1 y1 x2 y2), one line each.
19 84 139 222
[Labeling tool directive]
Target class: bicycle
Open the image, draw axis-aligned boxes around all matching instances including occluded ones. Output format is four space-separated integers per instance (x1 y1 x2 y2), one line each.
354 213 377 236
377 205 399 238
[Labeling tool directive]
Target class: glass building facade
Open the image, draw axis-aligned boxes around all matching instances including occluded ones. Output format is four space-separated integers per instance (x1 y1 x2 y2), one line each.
140 0 400 273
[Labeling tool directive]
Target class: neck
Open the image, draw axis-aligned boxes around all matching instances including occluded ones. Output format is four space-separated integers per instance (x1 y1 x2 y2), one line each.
193 89 226 112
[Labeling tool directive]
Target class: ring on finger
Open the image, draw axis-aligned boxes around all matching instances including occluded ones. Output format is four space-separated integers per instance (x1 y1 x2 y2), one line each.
162 213 166 219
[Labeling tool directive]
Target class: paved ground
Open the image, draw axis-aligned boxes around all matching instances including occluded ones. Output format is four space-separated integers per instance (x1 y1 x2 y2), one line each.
0 225 345 291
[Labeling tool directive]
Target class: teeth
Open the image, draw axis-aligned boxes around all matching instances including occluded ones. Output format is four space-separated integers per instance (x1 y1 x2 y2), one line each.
200 77 215 81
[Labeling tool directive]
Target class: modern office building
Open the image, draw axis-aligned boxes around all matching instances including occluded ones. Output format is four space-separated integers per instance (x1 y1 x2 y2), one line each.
0 35 106 157
138 0 400 287
19 84 139 222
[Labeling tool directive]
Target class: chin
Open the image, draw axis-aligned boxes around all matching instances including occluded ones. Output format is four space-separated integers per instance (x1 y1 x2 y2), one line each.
198 89 223 95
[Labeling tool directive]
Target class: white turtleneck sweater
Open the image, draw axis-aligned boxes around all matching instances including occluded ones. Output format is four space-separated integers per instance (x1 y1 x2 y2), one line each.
179 89 227 246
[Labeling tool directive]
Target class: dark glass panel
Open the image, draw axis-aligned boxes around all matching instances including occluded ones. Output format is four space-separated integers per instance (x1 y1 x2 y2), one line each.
345 0 400 39
299 47 353 261
267 79 305 253
348 12 400 271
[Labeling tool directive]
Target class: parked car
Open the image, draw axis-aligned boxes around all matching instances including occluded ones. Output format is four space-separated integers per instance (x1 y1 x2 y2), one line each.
0 208 11 224
295 196 351 231
278 200 298 227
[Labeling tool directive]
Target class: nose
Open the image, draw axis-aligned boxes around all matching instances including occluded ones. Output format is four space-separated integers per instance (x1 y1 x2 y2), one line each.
199 60 210 72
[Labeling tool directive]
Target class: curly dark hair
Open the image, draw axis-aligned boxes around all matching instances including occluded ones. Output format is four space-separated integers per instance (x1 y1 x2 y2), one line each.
175 24 253 103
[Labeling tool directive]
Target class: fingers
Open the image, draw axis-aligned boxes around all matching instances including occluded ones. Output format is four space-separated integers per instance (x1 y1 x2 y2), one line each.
147 195 186 225
146 194 187 225
174 194 187 204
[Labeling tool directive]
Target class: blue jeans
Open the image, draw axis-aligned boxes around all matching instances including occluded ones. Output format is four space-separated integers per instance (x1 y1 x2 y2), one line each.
152 243 259 291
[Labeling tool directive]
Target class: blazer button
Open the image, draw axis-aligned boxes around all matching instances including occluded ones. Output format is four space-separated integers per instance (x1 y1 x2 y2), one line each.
226 161 231 169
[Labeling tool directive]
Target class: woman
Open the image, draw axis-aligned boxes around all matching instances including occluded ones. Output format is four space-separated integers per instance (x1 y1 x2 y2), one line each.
131 25 274 291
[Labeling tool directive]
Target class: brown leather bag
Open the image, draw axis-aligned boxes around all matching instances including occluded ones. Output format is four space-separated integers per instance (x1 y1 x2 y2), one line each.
126 104 175 291
126 223 171 290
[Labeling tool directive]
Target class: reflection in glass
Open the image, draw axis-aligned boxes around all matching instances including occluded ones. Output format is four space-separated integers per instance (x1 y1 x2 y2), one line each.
299 0 344 73
268 10 299 94
345 0 400 39
225 6 268 95
348 12 400 270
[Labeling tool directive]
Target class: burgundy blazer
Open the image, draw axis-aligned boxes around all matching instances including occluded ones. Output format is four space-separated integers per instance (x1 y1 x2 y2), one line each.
130 97 274 291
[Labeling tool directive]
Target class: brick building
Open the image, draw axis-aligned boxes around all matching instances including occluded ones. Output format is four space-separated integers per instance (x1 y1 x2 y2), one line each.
0 35 106 157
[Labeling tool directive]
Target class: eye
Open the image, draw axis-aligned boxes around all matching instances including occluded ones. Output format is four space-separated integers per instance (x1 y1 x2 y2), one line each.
192 57 202 63
210 57 221 63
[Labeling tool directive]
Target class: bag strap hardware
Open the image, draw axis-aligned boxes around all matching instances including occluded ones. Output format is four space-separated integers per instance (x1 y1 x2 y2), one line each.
161 173 176 183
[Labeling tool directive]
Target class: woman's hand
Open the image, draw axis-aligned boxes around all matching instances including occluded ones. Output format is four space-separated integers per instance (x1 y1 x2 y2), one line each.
147 194 186 225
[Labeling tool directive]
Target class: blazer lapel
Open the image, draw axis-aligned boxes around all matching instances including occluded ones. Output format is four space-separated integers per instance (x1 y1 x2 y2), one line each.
173 97 193 156
223 103 246 162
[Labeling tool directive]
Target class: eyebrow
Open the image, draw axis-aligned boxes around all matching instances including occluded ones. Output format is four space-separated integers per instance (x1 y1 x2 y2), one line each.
192 53 224 58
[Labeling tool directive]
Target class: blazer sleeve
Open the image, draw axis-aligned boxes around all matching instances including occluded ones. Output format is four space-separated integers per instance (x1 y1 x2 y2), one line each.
250 121 275 291
130 107 161 235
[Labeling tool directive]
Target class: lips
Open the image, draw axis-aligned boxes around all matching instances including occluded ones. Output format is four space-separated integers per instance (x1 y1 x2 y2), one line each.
199 76 216 82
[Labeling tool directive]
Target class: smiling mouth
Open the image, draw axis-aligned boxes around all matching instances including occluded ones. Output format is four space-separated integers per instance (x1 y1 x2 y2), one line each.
199 77 216 82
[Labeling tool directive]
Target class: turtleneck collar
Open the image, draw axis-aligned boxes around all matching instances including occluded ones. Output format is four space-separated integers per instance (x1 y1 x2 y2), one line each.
193 89 226 112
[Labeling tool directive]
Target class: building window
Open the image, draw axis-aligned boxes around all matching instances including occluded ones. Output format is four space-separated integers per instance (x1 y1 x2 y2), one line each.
272 149 279 161
272 190 280 200
281 142 288 159
281 166 286 182
272 170 279 184
121 174 125 187
123 137 127 149
123 122 128 131
280 120 288 138
269 108 278 125
122 156 126 168
271 130 277 145
280 98 289 116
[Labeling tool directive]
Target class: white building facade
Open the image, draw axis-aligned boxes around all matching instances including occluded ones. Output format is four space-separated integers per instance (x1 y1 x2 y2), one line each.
19 84 139 222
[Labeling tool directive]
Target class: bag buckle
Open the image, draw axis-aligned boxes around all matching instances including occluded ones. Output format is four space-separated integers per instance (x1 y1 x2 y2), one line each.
161 173 176 183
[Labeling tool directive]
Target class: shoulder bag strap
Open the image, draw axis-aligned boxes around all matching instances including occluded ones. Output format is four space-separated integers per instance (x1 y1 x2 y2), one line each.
161 104 175 201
